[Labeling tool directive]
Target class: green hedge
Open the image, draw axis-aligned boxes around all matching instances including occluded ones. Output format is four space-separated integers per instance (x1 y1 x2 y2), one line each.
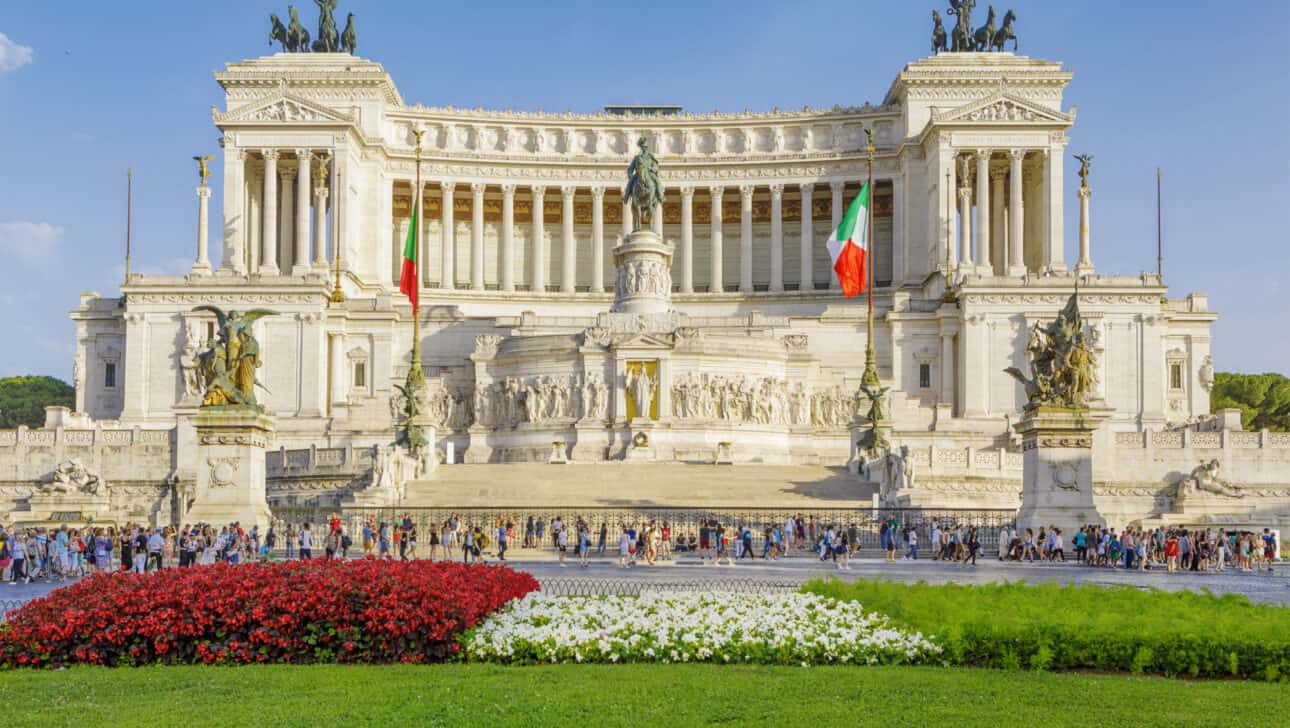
803 578 1290 681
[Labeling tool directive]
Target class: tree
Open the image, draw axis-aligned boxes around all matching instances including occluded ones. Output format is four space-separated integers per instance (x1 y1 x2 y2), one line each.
1211 372 1290 432
0 376 75 429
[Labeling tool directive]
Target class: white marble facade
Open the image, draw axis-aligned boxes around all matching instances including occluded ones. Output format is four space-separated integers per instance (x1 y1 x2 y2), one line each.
67 51 1219 489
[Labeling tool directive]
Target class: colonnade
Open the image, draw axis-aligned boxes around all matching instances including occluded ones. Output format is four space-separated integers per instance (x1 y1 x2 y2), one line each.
402 180 891 294
207 148 336 276
948 147 1073 277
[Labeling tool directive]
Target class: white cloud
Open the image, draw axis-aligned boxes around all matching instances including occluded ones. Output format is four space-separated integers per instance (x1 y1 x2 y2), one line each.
0 33 33 73
0 221 63 267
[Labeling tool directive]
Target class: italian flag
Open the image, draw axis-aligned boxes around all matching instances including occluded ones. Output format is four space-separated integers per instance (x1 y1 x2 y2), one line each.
399 204 419 312
825 181 869 297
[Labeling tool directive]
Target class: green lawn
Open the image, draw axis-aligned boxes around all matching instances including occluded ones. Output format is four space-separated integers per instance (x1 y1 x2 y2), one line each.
804 578 1290 680
0 664 1285 725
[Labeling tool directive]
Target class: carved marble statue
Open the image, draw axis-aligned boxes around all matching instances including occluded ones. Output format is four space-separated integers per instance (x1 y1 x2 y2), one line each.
42 460 106 496
1175 459 1245 502
179 338 202 399
1199 355 1215 392
191 306 277 408
624 137 664 232
627 366 658 419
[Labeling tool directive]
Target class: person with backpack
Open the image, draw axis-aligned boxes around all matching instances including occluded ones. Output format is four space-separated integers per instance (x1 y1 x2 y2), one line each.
298 523 313 560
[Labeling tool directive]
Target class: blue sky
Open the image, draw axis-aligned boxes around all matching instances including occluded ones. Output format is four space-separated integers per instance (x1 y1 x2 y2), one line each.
0 0 1287 380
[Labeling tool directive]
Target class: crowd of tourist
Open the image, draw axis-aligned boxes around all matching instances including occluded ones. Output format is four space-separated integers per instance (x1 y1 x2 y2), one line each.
0 514 1278 581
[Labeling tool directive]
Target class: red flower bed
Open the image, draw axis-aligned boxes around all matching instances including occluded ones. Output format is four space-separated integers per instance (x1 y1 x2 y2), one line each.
0 559 537 667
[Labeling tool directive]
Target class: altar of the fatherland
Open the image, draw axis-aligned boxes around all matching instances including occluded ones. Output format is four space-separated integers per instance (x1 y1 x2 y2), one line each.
5 12 1290 534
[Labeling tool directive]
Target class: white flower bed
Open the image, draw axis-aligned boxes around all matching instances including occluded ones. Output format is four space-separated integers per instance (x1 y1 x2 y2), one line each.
466 591 941 666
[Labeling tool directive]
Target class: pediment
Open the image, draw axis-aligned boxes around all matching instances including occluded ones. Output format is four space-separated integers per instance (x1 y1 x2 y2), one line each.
612 332 675 350
935 92 1072 125
214 88 354 126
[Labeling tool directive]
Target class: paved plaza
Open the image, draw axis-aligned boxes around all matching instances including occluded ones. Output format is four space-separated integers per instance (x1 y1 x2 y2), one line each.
5 557 1286 609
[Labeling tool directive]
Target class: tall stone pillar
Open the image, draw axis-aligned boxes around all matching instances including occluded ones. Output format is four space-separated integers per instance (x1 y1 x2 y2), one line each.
709 187 724 292
1044 143 1067 273
279 168 294 272
313 185 329 268
769 183 784 292
441 181 456 289
329 331 346 412
1007 149 1026 276
739 185 754 293
561 185 577 293
192 186 212 274
259 151 280 275
531 185 546 292
679 186 694 292
591 186 606 292
799 183 813 291
957 185 972 273
221 148 246 272
293 149 311 275
501 184 516 291
975 150 991 273
471 183 486 290
939 331 955 414
830 182 844 290
1075 185 1094 275
1015 407 1108 534
990 168 1005 275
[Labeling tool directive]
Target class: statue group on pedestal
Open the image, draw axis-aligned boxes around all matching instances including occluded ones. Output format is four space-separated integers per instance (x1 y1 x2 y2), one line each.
37 460 107 497
1005 292 1097 409
191 306 277 408
1174 459 1245 503
931 2 1017 53
474 373 610 429
270 1 356 54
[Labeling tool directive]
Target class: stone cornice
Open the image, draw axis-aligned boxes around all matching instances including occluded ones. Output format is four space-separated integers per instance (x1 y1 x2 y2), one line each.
392 103 902 124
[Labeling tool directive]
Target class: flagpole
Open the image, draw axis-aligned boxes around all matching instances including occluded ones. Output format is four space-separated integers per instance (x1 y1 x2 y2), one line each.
1155 166 1163 281
124 168 133 287
408 130 425 391
860 129 880 389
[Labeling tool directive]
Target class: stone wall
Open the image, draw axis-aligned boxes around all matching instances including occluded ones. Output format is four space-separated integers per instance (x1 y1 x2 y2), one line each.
0 425 178 525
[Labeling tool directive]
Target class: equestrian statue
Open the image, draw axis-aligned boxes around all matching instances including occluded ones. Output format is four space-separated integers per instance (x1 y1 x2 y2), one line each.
624 137 664 233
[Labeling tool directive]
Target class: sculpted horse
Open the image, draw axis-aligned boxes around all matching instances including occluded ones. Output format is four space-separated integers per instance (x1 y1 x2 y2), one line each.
931 10 948 53
973 5 996 51
992 9 1018 52
340 12 357 54
624 138 663 232
270 13 289 51
286 5 311 52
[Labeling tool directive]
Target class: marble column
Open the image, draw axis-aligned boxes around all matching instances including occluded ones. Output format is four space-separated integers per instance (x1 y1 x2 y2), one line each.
501 184 516 291
1076 185 1094 275
620 185 631 240
1044 145 1067 273
679 186 694 292
990 167 1006 275
709 187 724 292
328 332 346 413
591 186 605 292
957 184 972 273
193 185 212 274
293 149 311 275
769 183 784 292
260 150 280 275
829 181 844 290
561 185 576 293
940 331 955 414
221 148 246 272
247 170 261 272
531 185 546 292
799 183 813 291
279 168 294 272
440 181 456 289
470 183 486 290
975 150 991 273
313 185 329 267
739 184 754 293
1007 149 1026 276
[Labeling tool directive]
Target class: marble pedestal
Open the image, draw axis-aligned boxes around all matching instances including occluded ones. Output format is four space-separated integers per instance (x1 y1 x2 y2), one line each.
185 407 274 530
611 230 674 315
21 491 115 525
624 419 657 461
465 425 493 463
571 422 609 461
1015 406 1107 534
